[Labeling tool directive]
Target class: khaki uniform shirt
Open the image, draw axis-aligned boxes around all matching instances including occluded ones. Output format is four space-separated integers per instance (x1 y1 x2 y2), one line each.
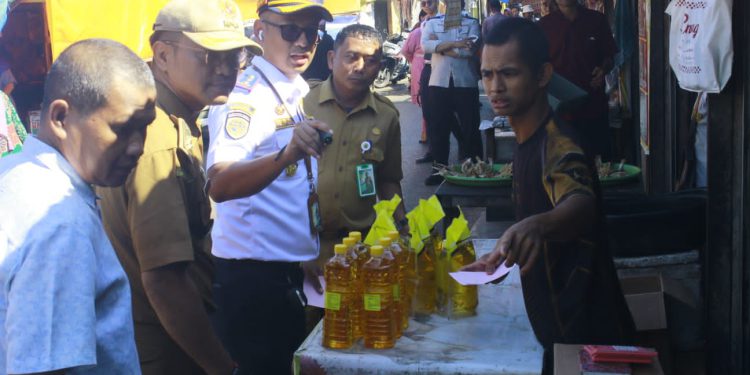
96 81 213 367
303 78 402 259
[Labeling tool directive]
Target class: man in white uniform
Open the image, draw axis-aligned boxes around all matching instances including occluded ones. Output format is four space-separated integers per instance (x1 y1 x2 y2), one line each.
421 0 483 185
206 1 332 374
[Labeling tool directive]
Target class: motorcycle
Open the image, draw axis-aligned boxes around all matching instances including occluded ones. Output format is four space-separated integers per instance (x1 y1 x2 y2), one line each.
373 33 410 89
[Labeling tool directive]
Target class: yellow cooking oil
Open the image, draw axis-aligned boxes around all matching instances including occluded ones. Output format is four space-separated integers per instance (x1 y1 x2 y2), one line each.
446 239 478 318
435 244 448 314
414 230 442 315
323 244 354 349
341 237 364 339
378 237 402 338
362 245 397 349
388 230 410 330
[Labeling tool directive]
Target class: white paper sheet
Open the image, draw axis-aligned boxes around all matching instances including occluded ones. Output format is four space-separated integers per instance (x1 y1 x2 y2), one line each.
449 263 513 286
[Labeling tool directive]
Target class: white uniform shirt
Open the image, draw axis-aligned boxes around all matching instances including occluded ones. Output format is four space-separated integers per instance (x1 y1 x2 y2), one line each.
207 57 319 262
421 14 480 88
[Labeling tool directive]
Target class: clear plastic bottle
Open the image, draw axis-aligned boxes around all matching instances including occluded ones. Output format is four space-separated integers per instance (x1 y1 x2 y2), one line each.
446 239 479 318
378 237 402 338
414 229 441 315
362 245 397 349
343 237 364 339
388 230 410 331
323 244 354 349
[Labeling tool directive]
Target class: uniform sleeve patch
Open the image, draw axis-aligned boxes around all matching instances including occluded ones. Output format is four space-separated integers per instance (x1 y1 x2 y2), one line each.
225 110 251 140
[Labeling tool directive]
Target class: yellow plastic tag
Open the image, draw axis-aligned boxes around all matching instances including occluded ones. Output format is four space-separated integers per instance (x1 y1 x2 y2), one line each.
445 208 472 255
364 294 382 311
325 292 342 311
393 284 400 300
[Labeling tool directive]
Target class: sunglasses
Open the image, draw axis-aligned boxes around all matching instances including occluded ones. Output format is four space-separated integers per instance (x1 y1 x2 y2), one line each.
420 1 434 6
262 20 320 45
163 41 246 70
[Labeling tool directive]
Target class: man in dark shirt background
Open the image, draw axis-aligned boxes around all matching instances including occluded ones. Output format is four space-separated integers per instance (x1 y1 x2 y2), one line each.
303 20 334 81
539 0 617 160
482 0 508 40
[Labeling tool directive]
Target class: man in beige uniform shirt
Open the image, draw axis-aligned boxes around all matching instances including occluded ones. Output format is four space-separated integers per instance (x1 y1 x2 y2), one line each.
96 0 262 373
304 24 405 261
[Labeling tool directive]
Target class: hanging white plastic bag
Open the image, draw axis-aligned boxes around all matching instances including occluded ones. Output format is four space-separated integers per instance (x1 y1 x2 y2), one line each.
666 0 733 93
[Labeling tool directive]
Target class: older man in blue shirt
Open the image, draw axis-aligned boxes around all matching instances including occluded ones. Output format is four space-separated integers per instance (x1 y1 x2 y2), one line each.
0 39 156 374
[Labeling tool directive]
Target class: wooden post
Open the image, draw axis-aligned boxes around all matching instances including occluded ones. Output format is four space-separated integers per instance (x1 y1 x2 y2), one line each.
705 0 749 373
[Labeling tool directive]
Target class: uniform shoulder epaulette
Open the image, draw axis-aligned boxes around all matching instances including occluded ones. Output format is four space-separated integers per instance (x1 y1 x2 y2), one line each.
307 79 324 90
235 72 260 92
373 92 399 116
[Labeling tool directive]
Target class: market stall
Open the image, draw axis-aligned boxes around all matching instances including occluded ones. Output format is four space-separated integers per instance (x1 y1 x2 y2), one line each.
294 239 544 374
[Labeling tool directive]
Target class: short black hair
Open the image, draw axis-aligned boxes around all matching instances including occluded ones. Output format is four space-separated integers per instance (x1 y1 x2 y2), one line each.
485 17 549 74
488 0 502 12
41 38 154 116
333 24 383 51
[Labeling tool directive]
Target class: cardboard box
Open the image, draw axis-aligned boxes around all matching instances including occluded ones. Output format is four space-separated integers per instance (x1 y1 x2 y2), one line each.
619 275 668 331
554 344 664 375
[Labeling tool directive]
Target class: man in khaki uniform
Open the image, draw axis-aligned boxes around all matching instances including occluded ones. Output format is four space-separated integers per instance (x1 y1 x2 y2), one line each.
96 0 262 373
304 24 406 260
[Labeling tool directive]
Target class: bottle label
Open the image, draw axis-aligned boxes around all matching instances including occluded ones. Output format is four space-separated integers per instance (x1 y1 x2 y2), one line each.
393 284 400 300
364 294 381 311
325 292 341 311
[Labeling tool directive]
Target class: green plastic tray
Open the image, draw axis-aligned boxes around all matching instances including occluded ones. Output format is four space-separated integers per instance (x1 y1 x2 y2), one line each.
442 164 513 187
599 164 641 186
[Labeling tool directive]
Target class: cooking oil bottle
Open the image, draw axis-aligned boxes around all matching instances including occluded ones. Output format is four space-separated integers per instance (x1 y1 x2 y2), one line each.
342 237 364 339
388 230 410 330
323 244 354 349
362 245 397 349
378 237 402 338
446 239 478 318
348 231 370 266
414 229 441 315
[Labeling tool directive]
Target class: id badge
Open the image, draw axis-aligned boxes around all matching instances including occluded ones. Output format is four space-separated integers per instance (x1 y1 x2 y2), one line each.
308 191 323 234
356 163 377 197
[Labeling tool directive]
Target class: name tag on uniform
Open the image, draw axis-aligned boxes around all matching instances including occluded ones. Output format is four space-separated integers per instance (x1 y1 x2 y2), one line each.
356 163 376 197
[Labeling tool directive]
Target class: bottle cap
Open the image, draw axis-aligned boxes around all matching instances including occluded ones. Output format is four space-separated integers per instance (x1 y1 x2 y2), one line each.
388 230 399 240
348 231 362 242
343 237 356 246
370 245 384 256
334 244 347 255
379 237 392 246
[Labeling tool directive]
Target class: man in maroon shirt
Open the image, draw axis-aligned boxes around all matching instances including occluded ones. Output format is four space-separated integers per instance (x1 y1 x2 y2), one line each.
539 0 617 160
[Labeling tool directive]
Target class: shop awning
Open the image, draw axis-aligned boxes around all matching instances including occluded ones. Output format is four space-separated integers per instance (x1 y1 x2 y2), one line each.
40 0 362 60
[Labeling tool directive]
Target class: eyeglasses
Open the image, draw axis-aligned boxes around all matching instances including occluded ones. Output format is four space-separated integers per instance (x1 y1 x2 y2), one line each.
261 20 320 45
162 41 247 70
420 1 434 6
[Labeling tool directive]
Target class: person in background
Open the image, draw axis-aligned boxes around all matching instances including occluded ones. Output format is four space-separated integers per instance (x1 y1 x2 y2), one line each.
463 18 634 374
96 0 261 373
0 47 15 96
304 23 406 268
0 38 156 375
540 0 559 17
482 0 508 40
206 1 333 373
510 6 520 17
421 0 483 185
539 0 618 160
402 10 428 143
0 91 26 156
302 19 334 82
